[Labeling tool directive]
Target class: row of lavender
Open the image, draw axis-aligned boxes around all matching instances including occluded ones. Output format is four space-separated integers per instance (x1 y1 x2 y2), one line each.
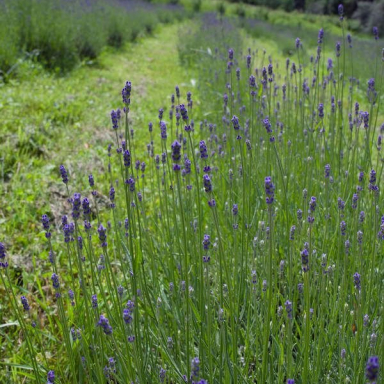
1 8 383 384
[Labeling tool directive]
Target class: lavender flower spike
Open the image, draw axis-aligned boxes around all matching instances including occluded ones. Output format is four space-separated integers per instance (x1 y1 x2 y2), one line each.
98 225 107 247
365 356 379 381
21 296 30 311
47 370 55 383
59 165 68 184
0 242 8 268
264 176 275 205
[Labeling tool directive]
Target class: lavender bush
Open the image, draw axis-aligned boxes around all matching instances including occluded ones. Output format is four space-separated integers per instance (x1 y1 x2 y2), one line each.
1 8 383 384
0 0 185 77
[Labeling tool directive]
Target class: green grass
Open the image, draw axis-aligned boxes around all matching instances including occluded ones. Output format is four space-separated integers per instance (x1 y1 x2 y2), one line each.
0 21 196 263
1 7 383 382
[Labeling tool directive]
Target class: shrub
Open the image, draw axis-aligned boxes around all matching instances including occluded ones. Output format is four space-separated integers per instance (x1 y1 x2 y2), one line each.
352 1 373 29
193 0 202 12
217 2 226 16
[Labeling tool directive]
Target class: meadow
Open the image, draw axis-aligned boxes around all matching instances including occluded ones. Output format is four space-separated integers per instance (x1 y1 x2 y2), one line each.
0 0 383 383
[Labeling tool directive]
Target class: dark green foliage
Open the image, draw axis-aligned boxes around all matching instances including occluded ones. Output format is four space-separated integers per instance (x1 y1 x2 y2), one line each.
217 2 226 15
193 0 202 12
367 1 384 34
353 2 372 29
354 0 384 35
224 0 360 14
236 3 246 17
294 0 306 11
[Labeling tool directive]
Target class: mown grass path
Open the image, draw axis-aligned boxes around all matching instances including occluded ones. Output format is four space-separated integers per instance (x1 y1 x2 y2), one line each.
0 21 196 260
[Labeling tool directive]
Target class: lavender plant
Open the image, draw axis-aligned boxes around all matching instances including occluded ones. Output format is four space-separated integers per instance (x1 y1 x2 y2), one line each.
1 8 383 384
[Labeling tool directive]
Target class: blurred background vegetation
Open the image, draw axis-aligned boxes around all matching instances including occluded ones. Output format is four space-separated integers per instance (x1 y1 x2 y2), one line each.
226 0 384 26
220 0 384 38
0 0 184 79
0 0 382 81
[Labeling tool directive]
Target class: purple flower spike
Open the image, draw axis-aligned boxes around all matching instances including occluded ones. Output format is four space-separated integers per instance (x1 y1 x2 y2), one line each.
324 164 330 178
59 165 68 184
318 28 324 44
373 27 379 40
160 121 167 140
97 315 113 335
21 296 30 311
122 81 131 105
353 272 361 291
301 248 309 272
88 174 94 188
159 368 166 383
340 221 346 236
347 33 352 47
126 178 135 192
263 118 272 134
338 4 344 20
109 187 115 208
199 141 208 159
72 193 82 220
51 273 60 290
98 225 107 248
171 140 182 163
336 41 341 57
246 54 251 68
82 198 90 218
203 174 212 193
191 357 200 379
123 150 131 167
365 356 379 381
180 104 189 121
318 103 324 119
47 370 55 383
41 214 50 231
0 242 8 269
111 110 119 130
264 176 275 205
231 115 240 130
290 225 296 240
285 300 293 319
91 294 98 308
309 196 316 212
202 234 211 250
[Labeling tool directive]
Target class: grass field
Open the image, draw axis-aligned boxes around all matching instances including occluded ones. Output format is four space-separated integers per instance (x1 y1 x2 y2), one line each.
1 1 383 383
